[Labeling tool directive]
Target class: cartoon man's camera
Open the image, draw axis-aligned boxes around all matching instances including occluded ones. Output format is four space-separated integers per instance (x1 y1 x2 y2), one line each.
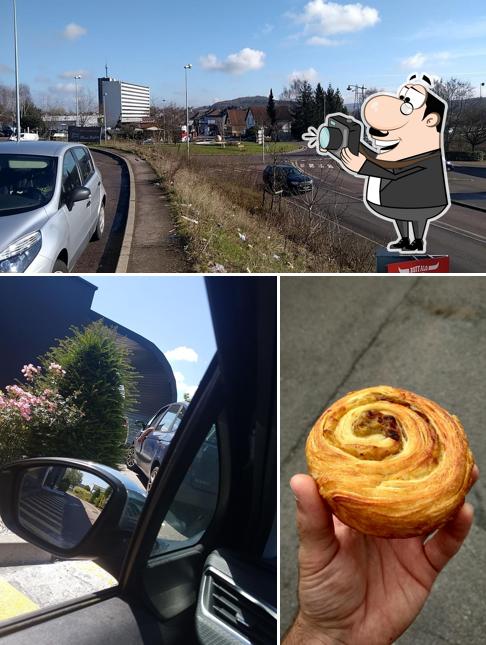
303 74 450 254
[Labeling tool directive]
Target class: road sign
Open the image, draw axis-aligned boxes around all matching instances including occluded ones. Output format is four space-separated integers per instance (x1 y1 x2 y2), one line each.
68 126 102 143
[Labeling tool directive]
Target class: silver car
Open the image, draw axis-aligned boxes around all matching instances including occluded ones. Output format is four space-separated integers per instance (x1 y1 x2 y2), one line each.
0 141 106 272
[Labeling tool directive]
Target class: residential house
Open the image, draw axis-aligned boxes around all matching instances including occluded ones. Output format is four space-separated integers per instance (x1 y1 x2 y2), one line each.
224 108 247 137
275 105 293 140
246 106 271 132
192 108 226 137
0 277 177 440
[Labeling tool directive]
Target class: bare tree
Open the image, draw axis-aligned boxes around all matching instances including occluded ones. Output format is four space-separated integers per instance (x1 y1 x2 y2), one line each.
152 101 185 143
460 102 486 152
77 87 97 126
280 79 304 102
432 77 474 152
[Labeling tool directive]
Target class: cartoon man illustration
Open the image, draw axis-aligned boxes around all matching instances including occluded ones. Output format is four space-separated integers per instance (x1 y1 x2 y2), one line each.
303 74 450 253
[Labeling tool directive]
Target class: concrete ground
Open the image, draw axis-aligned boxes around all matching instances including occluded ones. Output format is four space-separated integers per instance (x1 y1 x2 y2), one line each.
280 276 486 644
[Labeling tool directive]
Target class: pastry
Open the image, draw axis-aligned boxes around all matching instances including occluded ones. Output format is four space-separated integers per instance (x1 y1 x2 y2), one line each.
306 386 475 538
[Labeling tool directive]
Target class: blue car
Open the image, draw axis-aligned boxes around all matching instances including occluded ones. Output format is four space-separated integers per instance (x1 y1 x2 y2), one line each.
126 402 188 490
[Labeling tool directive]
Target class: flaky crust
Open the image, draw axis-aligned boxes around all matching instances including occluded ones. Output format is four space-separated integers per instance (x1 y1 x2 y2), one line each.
306 386 475 538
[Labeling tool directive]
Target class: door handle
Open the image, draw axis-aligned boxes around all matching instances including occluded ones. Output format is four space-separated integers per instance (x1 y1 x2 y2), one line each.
97 181 101 187
86 201 91 207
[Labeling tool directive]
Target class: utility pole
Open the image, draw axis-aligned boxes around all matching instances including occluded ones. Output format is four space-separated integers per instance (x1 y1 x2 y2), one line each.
184 64 192 159
162 98 166 143
74 74 82 126
13 0 21 141
347 84 367 115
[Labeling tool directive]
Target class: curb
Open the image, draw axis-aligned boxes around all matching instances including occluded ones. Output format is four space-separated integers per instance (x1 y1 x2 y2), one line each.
0 533 53 566
90 147 136 273
452 199 486 214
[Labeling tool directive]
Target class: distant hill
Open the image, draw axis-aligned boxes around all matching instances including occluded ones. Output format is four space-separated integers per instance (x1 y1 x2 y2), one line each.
194 96 294 112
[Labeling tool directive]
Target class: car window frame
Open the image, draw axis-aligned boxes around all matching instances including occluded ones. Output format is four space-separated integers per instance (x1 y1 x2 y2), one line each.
154 404 181 433
71 146 95 185
60 149 82 207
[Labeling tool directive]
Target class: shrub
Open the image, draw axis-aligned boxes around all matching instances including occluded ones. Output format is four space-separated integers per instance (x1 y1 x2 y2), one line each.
73 485 92 502
0 364 81 466
41 321 139 468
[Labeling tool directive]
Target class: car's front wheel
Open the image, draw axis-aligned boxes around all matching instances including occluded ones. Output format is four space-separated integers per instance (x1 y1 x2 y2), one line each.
147 466 159 492
91 203 105 241
53 259 68 273
126 445 136 469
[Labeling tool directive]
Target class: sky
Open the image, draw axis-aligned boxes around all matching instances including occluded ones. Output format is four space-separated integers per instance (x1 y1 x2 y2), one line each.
84 276 216 401
1 1 486 110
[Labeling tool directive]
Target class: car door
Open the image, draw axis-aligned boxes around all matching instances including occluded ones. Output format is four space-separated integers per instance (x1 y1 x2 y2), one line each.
72 147 100 230
0 276 276 645
140 405 181 478
60 149 91 267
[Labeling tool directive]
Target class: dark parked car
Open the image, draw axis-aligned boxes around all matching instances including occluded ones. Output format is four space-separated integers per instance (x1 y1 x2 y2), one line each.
263 163 313 195
446 159 455 171
126 402 188 490
0 276 276 645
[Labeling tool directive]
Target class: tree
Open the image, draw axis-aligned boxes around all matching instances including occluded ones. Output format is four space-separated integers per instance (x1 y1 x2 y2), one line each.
77 88 97 127
460 103 486 152
326 84 346 115
314 83 326 126
291 81 315 139
267 88 277 140
432 77 474 152
151 101 185 143
41 321 139 468
21 101 43 131
280 79 304 102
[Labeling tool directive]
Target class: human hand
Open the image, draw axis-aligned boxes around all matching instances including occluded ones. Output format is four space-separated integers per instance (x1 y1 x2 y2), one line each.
340 147 366 173
283 468 479 645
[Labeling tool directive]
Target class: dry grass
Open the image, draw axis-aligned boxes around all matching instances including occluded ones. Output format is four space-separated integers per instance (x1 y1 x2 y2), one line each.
103 141 374 273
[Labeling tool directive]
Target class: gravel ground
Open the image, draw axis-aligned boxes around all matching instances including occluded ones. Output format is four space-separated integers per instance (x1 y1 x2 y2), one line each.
280 276 486 644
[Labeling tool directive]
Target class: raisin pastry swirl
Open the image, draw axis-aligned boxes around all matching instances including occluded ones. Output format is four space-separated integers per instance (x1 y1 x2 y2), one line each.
306 386 475 538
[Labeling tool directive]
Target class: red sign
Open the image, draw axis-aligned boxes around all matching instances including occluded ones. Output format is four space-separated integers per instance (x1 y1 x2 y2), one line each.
387 257 449 273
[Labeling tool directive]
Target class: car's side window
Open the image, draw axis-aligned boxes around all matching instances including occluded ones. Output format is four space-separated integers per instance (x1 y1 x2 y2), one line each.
155 406 179 433
62 150 82 197
72 147 94 184
171 407 185 434
150 423 219 557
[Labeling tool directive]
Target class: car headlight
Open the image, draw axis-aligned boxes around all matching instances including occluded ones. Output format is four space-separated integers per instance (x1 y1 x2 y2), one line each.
0 231 42 273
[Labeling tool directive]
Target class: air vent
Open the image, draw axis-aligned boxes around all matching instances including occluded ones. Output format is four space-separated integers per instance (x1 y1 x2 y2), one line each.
205 570 276 645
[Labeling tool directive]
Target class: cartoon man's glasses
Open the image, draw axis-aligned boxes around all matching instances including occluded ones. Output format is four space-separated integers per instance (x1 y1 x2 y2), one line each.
398 86 427 115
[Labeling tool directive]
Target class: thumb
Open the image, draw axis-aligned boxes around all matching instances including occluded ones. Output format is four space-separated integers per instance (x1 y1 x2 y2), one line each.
290 474 339 575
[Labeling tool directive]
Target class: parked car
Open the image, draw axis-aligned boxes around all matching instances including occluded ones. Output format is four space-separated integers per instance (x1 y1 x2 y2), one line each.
9 132 40 141
0 276 277 645
446 159 455 171
126 401 188 490
0 141 106 272
263 163 313 195
2 126 14 138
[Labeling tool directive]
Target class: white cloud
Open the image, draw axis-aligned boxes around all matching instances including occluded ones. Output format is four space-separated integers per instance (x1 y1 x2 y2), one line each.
401 51 452 69
165 346 199 362
292 0 380 45
289 67 319 83
200 48 265 74
62 23 87 41
307 36 344 46
59 69 89 79
174 371 198 400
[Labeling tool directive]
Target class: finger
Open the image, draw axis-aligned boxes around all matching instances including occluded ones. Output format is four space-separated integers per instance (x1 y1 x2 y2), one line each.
424 502 474 574
290 474 339 573
341 148 351 161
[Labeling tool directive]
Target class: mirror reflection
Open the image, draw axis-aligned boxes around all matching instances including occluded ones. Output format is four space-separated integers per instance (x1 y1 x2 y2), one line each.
18 466 113 549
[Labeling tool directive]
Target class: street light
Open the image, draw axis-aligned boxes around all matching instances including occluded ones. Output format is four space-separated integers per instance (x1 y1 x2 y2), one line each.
74 74 82 126
162 98 166 143
184 64 192 159
12 0 21 141
480 82 485 99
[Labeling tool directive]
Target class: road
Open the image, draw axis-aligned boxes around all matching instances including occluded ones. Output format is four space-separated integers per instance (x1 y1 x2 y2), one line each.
285 149 486 272
73 150 129 272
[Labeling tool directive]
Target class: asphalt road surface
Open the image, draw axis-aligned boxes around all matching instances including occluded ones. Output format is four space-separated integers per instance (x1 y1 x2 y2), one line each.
281 277 486 644
286 149 486 272
73 150 129 273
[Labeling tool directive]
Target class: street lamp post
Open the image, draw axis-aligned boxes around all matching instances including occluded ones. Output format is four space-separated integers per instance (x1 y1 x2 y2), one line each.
481 82 485 99
184 64 192 159
13 0 21 141
74 74 82 126
162 98 166 143
103 92 107 142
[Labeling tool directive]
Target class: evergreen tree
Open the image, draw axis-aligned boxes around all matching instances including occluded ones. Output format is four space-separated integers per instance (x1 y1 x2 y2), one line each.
314 83 326 126
41 321 139 468
291 81 315 139
267 88 277 141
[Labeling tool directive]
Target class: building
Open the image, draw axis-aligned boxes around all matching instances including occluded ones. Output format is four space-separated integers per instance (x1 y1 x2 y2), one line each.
0 278 176 439
224 108 247 137
98 78 150 128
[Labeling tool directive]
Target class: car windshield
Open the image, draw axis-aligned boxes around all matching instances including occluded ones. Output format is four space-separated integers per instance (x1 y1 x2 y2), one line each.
0 154 58 216
287 168 304 178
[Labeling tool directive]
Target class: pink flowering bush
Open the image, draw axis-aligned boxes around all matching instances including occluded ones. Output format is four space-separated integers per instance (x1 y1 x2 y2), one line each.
0 363 81 466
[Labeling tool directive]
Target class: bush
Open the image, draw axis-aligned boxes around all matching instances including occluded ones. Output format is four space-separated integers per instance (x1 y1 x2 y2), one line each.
73 486 92 502
41 321 139 468
0 364 81 466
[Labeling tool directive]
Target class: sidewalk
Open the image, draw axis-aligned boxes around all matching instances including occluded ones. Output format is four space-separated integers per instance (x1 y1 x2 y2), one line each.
99 148 190 273
280 277 486 644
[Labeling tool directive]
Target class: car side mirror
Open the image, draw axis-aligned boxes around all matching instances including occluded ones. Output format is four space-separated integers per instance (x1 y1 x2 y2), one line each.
0 457 146 577
66 186 91 211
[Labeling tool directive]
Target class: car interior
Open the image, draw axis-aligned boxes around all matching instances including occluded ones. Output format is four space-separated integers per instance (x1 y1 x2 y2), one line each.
0 276 277 645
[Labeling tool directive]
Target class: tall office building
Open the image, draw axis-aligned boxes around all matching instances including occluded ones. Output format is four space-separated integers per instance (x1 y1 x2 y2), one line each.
98 78 150 128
